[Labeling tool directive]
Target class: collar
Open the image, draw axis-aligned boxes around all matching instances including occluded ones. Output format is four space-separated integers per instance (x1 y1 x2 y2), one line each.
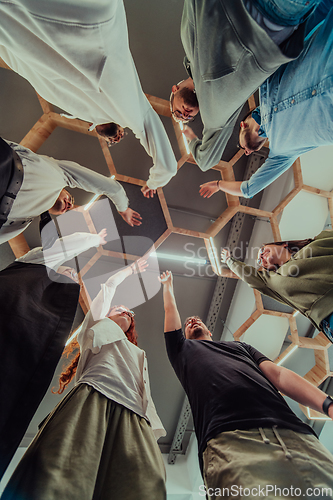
251 107 267 138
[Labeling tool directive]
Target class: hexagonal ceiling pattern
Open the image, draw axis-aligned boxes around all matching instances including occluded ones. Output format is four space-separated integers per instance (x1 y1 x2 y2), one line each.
1 57 332 422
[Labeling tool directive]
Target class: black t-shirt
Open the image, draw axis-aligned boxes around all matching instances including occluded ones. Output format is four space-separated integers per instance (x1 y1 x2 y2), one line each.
165 329 315 464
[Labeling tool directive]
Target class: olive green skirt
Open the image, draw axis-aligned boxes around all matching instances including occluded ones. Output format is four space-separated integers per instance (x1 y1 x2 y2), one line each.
2 383 166 500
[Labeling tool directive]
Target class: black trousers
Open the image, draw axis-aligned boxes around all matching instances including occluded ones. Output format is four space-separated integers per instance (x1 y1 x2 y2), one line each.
0 262 80 478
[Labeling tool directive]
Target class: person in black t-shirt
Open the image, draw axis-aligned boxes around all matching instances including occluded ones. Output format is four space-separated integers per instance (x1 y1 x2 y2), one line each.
159 271 333 499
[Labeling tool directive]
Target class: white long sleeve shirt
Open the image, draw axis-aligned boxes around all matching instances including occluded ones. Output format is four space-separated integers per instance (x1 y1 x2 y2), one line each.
16 231 100 270
0 140 128 245
0 0 177 190
76 271 166 440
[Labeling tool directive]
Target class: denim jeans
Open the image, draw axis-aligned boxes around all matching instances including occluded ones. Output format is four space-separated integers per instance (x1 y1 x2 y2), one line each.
251 0 322 26
321 317 333 343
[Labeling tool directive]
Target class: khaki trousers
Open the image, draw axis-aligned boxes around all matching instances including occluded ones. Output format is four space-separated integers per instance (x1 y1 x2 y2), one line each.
1 384 166 500
203 428 333 500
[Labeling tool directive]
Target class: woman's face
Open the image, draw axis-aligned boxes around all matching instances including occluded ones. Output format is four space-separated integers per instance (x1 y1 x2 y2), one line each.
257 244 291 270
108 305 133 332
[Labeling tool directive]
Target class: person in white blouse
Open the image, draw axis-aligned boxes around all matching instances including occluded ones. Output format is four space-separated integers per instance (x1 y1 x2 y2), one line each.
0 0 177 195
1 258 166 500
0 226 108 479
0 139 142 245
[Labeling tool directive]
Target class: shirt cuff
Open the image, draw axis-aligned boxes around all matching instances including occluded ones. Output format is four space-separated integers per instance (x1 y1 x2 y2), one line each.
146 178 158 190
112 192 129 213
226 256 234 267
91 233 102 248
240 180 251 198
189 137 199 149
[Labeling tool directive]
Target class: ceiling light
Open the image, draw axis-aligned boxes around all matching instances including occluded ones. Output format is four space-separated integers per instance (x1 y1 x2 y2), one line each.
306 406 331 421
84 193 100 211
276 344 298 366
65 324 83 346
179 122 190 154
151 251 207 265
209 237 221 275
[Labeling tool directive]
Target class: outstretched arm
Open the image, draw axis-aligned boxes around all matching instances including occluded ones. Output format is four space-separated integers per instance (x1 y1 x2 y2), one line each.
221 249 266 290
158 271 182 331
199 155 303 199
200 180 242 198
221 249 297 308
240 154 298 198
188 113 240 172
140 106 177 197
90 257 148 322
58 159 130 212
259 360 333 419
58 159 142 225
16 229 107 270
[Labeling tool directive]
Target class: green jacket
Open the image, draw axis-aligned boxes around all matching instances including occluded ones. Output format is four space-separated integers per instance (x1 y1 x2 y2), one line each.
181 0 306 171
227 230 333 331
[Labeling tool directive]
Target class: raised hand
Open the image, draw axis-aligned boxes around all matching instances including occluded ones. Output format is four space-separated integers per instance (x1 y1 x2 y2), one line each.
182 125 197 141
98 228 108 245
221 248 231 263
199 180 220 199
119 208 142 227
58 266 79 283
141 184 156 198
131 257 149 274
158 270 173 286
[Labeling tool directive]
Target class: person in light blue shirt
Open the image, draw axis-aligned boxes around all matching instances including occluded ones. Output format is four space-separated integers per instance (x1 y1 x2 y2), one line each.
171 0 321 177
199 2 333 200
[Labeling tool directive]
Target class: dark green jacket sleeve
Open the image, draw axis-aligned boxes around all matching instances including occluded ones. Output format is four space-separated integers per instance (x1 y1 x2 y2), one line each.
226 257 285 304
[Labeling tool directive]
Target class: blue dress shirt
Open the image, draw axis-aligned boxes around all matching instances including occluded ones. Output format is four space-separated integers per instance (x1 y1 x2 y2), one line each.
241 6 333 198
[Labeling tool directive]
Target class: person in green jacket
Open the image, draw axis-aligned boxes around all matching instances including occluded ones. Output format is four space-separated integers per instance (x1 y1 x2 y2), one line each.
221 230 333 342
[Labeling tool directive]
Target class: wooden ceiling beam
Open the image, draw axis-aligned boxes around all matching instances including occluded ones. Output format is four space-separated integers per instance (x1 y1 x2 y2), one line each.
270 215 281 241
254 289 264 312
36 94 54 114
221 164 240 207
206 206 239 238
297 332 332 350
144 228 173 256
146 94 171 117
238 205 272 219
98 136 117 176
114 174 145 186
157 189 173 229
171 226 211 239
79 250 102 278
20 114 56 152
302 185 333 198
49 113 95 135
233 309 262 341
